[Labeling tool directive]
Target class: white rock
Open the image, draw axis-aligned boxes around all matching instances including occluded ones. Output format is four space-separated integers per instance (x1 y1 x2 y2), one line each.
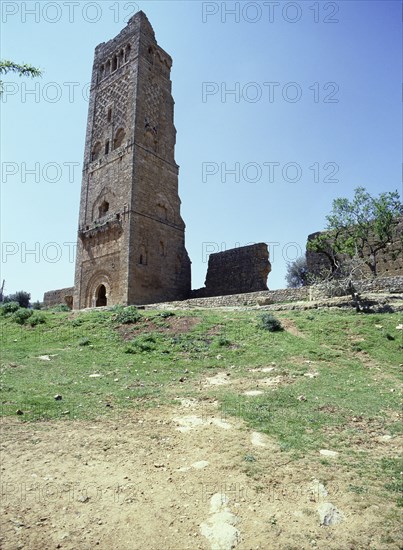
211 418 232 430
310 479 328 498
243 390 263 396
200 493 240 549
251 432 268 447
191 460 209 470
317 502 344 526
319 449 339 458
173 415 204 433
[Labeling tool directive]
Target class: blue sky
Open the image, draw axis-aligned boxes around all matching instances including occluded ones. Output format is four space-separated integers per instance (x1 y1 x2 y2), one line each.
1 0 402 301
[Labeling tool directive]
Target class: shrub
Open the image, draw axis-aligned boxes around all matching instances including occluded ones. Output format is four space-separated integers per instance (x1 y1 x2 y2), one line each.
49 304 70 312
28 313 46 326
115 306 141 325
32 301 42 310
125 334 157 353
215 336 232 347
259 313 283 332
4 291 31 308
12 308 33 325
159 311 175 318
78 337 91 346
0 301 20 316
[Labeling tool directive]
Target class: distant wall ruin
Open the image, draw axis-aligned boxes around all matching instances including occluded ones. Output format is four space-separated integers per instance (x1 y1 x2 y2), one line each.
306 218 403 278
192 243 271 298
43 287 75 309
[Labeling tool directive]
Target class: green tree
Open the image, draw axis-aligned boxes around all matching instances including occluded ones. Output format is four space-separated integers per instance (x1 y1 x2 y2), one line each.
0 60 42 94
308 187 403 277
285 257 310 288
4 291 31 308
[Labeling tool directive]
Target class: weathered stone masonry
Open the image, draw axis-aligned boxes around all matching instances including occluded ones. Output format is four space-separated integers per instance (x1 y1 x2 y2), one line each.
43 287 75 309
72 11 191 308
306 218 403 278
192 244 271 298
43 12 400 310
44 13 275 309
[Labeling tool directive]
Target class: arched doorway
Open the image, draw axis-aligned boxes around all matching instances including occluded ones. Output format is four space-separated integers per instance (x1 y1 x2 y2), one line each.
95 284 107 307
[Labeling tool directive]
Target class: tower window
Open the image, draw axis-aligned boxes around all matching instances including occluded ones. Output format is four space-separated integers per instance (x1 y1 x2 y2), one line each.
99 65 104 81
125 44 131 62
99 200 109 217
91 142 102 162
112 55 118 72
107 107 112 122
113 128 125 150
139 245 148 265
119 49 124 66
105 60 111 75
105 140 110 155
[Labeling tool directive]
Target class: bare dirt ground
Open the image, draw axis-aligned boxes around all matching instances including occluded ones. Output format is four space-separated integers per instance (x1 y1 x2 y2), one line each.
1 390 401 550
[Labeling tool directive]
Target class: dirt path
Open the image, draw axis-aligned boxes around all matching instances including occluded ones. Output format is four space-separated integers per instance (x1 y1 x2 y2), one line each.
1 394 400 549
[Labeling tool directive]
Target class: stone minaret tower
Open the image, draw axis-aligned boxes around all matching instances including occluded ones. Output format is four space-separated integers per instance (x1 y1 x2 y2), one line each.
73 12 191 308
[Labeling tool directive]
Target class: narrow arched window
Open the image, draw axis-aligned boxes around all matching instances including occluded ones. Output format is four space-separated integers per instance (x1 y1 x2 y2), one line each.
139 245 147 265
98 200 109 217
125 44 131 63
113 128 125 150
91 142 102 162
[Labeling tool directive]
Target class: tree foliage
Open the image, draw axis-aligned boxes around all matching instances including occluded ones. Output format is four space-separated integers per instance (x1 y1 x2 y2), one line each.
308 187 403 277
0 59 42 95
3 291 31 308
0 60 42 78
285 256 310 288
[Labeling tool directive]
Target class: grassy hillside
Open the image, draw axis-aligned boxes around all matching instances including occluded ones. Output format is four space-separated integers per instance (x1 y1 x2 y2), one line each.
1 305 402 508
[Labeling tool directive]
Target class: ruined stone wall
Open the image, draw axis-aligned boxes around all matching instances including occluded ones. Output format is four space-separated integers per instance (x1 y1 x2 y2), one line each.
310 275 403 299
43 287 75 309
306 218 403 277
154 275 403 309
192 244 271 299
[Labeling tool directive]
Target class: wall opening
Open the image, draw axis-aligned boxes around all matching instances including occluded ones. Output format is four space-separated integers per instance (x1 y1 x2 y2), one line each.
91 142 101 162
125 44 131 62
105 140 110 155
95 285 107 307
98 200 109 217
139 245 148 265
113 128 125 150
